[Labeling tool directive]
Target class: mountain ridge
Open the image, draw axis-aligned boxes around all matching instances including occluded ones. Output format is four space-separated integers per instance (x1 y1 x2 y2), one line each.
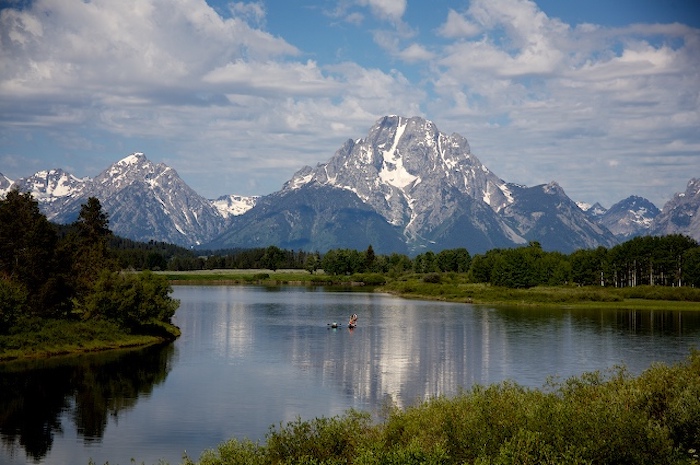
2 116 698 251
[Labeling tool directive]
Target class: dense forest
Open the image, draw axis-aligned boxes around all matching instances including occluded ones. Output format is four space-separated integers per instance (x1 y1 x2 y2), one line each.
0 190 179 335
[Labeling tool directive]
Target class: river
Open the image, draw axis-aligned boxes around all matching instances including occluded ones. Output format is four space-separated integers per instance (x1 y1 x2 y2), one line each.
1 285 699 465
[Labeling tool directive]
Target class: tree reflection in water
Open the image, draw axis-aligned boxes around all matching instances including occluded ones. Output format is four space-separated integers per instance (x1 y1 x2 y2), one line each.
0 343 174 461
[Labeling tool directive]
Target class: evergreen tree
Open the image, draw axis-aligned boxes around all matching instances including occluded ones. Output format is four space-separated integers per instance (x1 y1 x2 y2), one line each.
0 189 66 315
68 197 117 300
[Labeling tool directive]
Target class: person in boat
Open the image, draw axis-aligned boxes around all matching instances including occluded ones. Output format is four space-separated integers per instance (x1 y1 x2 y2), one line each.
348 313 358 327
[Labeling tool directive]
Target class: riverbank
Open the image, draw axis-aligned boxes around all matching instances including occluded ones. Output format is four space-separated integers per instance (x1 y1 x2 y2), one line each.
0 319 180 362
161 270 700 311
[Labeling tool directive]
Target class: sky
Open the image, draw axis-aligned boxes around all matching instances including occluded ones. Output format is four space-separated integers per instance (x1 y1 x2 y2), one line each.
1 0 699 208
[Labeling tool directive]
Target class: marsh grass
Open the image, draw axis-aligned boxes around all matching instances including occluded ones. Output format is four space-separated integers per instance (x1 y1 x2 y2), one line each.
180 351 700 465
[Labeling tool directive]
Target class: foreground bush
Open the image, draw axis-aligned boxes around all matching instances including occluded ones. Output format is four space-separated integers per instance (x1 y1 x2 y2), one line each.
182 351 700 465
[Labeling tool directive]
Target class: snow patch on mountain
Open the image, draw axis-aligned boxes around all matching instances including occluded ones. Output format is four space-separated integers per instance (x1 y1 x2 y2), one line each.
211 194 259 219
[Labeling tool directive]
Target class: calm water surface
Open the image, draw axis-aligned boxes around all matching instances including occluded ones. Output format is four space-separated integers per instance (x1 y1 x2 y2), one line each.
2 285 699 465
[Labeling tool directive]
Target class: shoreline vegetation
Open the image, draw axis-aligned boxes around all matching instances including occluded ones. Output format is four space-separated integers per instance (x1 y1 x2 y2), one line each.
0 318 180 362
161 269 700 311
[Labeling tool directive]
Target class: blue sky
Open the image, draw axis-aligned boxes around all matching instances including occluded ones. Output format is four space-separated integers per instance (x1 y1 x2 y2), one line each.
1 0 699 208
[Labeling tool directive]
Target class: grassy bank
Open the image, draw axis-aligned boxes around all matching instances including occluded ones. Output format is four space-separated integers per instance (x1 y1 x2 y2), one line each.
177 351 700 465
160 270 386 286
381 277 700 310
162 270 700 311
0 318 180 361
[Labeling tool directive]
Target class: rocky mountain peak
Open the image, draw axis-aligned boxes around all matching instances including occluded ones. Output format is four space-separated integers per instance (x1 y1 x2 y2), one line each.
651 178 700 241
599 195 659 239
283 115 514 240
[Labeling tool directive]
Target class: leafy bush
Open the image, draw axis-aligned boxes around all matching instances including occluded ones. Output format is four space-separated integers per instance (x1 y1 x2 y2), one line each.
350 273 387 285
422 273 442 284
265 410 372 464
79 270 180 329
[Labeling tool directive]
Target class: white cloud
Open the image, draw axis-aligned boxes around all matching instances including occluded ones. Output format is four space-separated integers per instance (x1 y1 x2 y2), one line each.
397 43 435 62
357 0 406 23
437 9 480 38
229 1 266 26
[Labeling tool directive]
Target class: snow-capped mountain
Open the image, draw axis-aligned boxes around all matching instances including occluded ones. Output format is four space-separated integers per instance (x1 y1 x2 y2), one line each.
211 194 259 219
579 202 607 220
598 196 660 239
87 153 226 245
500 181 617 251
4 116 696 253
4 153 237 246
651 178 700 241
9 169 88 219
212 116 616 253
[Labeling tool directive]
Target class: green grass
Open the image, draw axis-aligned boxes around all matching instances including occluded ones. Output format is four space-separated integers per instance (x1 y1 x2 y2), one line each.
176 351 700 465
0 318 178 361
380 275 700 310
160 270 386 286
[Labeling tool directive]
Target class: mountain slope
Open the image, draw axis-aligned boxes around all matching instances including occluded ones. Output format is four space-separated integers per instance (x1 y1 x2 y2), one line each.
599 195 659 239
651 178 700 241
500 182 618 251
210 183 408 254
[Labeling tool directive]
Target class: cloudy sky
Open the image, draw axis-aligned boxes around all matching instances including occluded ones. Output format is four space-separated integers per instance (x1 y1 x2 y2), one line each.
1 0 699 208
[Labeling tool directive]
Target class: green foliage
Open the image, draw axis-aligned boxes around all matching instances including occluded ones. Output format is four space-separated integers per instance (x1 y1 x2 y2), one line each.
0 189 65 316
322 249 366 275
0 279 27 333
0 318 157 359
183 352 700 465
350 273 387 285
422 272 442 284
79 270 179 330
265 410 372 464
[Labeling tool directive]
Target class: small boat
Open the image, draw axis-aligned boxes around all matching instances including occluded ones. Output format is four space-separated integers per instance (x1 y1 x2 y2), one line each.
329 322 339 328
348 323 356 329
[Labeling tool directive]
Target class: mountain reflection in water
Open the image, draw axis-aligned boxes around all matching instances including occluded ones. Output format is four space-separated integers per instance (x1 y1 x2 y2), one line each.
0 343 174 461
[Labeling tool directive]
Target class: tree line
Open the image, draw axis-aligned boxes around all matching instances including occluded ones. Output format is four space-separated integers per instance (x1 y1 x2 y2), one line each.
0 190 179 334
111 231 700 289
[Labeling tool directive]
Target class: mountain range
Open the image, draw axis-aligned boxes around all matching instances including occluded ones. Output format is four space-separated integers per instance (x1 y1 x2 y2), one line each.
2 115 698 254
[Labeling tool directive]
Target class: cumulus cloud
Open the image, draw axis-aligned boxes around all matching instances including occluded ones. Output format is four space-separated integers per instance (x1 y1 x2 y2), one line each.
426 0 700 205
1 0 698 206
357 0 406 23
437 9 481 38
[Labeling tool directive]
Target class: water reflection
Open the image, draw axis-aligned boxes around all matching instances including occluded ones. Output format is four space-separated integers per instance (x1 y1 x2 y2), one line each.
0 343 174 461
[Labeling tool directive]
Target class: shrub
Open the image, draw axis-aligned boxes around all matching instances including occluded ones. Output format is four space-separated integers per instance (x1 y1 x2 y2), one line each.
422 273 442 284
265 410 372 464
79 270 180 329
